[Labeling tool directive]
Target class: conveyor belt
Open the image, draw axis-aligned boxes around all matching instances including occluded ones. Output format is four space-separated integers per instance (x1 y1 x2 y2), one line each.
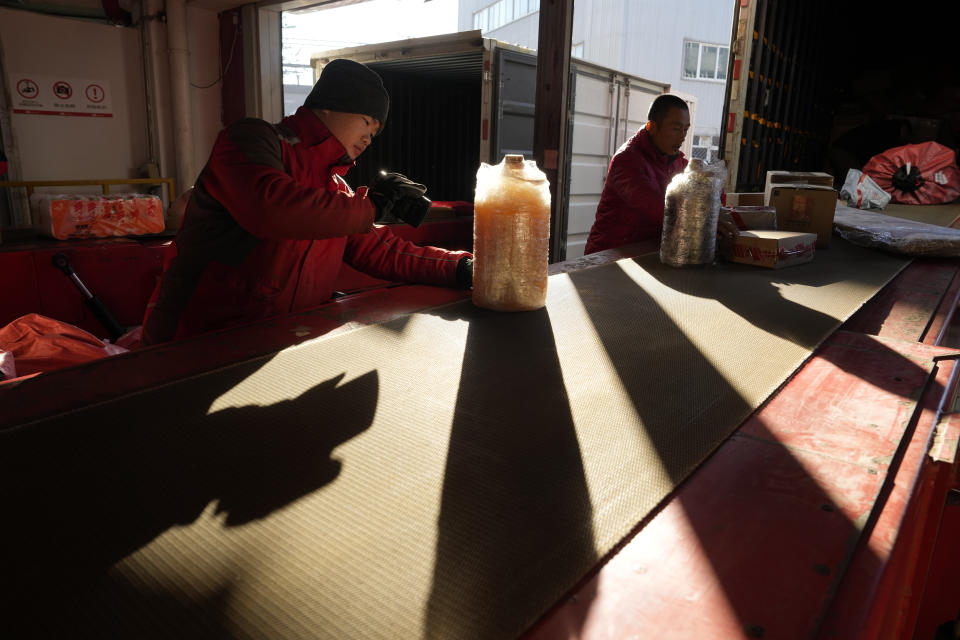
0 239 911 639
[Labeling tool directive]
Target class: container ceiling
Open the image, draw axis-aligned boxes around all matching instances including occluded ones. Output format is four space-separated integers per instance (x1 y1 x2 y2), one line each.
367 52 483 81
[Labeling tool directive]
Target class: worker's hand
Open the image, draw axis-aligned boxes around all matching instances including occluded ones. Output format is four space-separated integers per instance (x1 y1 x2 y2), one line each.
717 217 739 240
369 171 430 226
717 211 740 240
392 192 432 228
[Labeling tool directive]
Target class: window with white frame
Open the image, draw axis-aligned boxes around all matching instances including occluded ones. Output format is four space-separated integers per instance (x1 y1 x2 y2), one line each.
683 41 729 81
571 42 584 59
473 0 540 33
691 134 721 162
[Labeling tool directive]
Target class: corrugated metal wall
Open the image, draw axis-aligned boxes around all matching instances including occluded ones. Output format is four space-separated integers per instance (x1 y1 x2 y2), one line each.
731 0 833 192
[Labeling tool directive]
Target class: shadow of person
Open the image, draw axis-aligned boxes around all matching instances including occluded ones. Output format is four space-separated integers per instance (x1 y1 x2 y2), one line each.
0 357 379 607
170 370 379 528
424 307 597 640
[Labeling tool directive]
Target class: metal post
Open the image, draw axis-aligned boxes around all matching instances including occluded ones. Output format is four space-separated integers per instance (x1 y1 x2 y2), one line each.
533 0 574 264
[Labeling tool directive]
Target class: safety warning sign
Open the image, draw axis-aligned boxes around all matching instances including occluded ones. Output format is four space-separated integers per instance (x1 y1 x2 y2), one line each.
11 74 113 118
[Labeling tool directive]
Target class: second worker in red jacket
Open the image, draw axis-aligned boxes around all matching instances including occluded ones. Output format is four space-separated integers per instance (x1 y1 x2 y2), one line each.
142 59 473 345
584 95 691 255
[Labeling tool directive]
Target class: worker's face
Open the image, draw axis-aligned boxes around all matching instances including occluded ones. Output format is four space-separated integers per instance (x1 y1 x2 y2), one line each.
316 110 382 160
648 107 690 156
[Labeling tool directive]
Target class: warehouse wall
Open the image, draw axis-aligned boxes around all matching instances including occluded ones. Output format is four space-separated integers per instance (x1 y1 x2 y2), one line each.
0 6 221 217
185 7 224 183
0 8 151 184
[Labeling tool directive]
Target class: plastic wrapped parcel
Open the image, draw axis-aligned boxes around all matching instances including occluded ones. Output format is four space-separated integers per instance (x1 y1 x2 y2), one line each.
660 159 727 267
833 205 960 257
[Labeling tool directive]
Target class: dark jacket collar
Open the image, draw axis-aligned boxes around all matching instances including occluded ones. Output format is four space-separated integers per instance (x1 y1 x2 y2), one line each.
636 127 686 167
283 107 352 165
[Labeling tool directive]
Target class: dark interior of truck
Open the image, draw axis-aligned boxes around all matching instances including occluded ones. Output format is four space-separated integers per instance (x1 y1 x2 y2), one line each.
823 3 958 187
347 59 483 202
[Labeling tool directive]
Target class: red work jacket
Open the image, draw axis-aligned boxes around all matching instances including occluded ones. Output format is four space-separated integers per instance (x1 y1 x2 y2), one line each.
141 107 469 345
584 128 687 254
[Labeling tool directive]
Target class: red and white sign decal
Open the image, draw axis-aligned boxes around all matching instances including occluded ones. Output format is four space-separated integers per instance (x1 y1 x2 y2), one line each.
16 78 39 100
52 80 73 100
85 84 105 103
10 74 113 117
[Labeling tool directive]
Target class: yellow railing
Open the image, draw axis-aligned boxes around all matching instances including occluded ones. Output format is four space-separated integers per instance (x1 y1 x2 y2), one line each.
0 177 176 200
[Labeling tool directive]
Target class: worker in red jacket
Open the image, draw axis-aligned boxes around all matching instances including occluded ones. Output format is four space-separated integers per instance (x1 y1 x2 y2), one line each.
584 95 691 254
142 59 473 345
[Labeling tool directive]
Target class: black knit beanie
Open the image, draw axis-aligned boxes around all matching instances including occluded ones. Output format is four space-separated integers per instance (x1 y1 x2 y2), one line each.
303 59 389 124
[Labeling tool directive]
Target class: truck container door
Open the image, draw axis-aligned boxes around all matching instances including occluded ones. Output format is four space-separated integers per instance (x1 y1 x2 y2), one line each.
492 48 537 162
564 67 617 258
563 70 669 259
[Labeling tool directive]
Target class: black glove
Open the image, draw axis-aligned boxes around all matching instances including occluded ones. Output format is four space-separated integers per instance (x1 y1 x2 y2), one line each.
455 257 474 290
369 171 431 227
392 192 432 228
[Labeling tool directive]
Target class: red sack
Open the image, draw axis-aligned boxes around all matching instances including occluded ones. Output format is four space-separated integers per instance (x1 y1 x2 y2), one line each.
0 313 128 380
863 141 960 205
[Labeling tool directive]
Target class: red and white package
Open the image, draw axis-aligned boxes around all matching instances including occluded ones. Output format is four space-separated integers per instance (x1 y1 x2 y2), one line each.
839 169 892 209
31 193 165 239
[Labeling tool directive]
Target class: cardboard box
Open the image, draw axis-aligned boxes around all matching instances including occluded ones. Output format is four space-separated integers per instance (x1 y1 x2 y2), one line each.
768 184 838 248
720 205 777 231
763 170 834 205
722 230 817 269
724 192 765 207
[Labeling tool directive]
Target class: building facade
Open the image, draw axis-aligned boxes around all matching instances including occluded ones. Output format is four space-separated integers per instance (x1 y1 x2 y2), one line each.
458 0 735 161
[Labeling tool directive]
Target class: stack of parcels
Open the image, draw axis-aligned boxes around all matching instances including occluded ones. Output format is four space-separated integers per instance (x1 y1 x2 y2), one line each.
717 170 839 269
32 193 164 240
719 184 819 269
763 171 837 248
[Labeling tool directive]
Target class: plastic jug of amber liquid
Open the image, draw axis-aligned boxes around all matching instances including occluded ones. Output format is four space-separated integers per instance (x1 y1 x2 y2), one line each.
472 154 551 311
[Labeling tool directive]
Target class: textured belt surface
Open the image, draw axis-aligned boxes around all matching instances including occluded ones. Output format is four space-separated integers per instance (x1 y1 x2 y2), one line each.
1 239 910 639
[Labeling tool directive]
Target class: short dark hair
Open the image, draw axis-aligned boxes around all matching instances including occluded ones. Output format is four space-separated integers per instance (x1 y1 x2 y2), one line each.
648 95 689 124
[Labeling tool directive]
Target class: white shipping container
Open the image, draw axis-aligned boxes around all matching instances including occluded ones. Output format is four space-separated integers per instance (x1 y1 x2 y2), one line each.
312 31 690 261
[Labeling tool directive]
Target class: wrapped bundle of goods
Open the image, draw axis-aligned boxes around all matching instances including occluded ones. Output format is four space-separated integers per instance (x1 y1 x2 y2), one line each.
660 159 727 267
833 205 960 257
472 154 551 311
31 193 164 240
862 141 960 205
